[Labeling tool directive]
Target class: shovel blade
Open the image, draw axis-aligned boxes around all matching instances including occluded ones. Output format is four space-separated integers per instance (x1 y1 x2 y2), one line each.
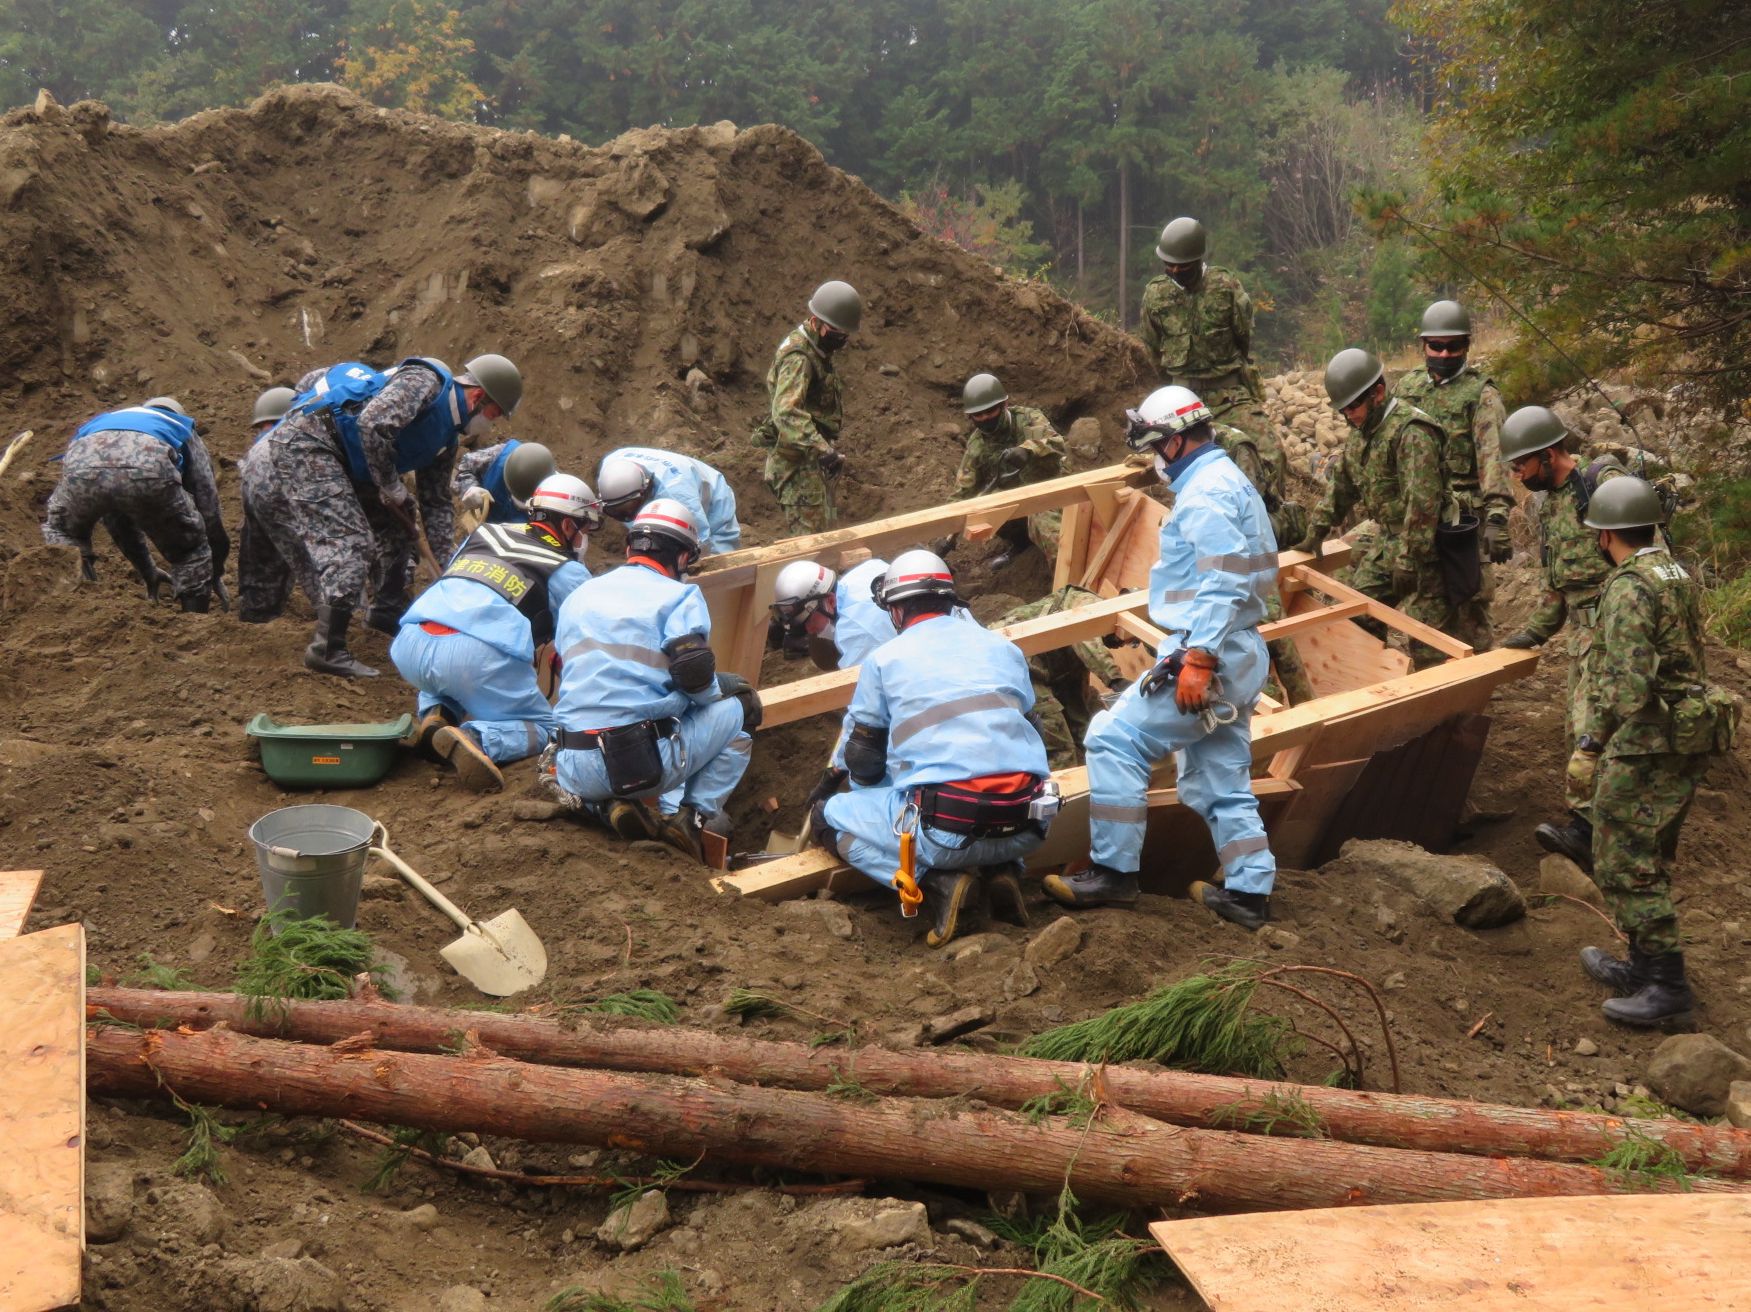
439 908 547 996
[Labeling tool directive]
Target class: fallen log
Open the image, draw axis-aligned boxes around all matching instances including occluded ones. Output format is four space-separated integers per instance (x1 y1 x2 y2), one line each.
88 1024 1748 1209
90 988 1751 1177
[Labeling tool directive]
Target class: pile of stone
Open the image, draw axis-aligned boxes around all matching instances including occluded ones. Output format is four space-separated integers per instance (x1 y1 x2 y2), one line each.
1263 369 1349 480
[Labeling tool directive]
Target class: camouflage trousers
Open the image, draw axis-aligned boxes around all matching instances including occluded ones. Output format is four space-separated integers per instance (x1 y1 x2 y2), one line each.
1451 552 1496 654
1346 538 1459 671
1564 612 1598 820
764 463 836 537
43 450 211 600
1263 591 1315 704
265 428 416 613
1590 750 1711 954
996 586 1122 770
237 444 320 620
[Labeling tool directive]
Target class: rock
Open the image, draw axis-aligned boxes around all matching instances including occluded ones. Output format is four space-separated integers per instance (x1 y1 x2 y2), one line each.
596 1188 671 1251
1382 970 1407 991
1023 917 1082 967
945 1217 1000 1249
260 1239 304 1261
398 1203 440 1232
1002 960 1040 1001
919 1005 995 1045
436 1286 488 1312
778 898 856 940
1538 854 1606 909
839 1201 931 1250
1726 1080 1751 1131
460 1145 497 1173
1574 1038 1600 1057
212 1255 347 1312
1646 1034 1751 1116
85 1163 134 1243
512 798 567 822
1067 416 1104 459
158 1181 226 1245
360 872 404 901
1260 926 1301 951
943 932 1010 962
1336 839 1525 928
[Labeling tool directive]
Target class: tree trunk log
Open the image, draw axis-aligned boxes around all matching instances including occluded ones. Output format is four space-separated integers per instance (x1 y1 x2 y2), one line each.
89 990 1751 1181
86 1024 1745 1212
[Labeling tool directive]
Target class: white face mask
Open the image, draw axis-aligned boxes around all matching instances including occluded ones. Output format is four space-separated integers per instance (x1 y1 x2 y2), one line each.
1153 452 1171 484
572 532 591 564
465 411 493 439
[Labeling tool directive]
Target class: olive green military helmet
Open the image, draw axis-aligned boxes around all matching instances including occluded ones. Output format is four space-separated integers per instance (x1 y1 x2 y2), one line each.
462 354 523 416
808 280 864 334
1500 405 1569 462
1418 300 1471 339
503 442 558 502
1584 476 1665 531
143 396 187 416
962 372 1008 414
252 386 296 426
1154 217 1207 264
1323 348 1385 410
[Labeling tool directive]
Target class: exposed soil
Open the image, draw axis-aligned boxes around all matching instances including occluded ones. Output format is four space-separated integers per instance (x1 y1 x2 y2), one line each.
3 85 1750 1312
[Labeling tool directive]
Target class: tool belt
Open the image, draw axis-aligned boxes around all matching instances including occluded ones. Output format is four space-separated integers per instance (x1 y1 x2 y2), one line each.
555 718 678 798
914 771 1047 842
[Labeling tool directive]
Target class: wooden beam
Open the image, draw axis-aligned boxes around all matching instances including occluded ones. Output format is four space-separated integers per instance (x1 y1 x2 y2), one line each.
0 870 44 940
1286 564 1473 661
1151 1195 1751 1311
1051 500 1092 591
1078 490 1146 590
0 924 85 1312
1259 599 1368 641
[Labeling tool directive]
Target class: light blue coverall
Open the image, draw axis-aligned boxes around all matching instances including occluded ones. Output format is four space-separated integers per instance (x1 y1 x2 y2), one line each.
1085 443 1280 893
605 447 742 554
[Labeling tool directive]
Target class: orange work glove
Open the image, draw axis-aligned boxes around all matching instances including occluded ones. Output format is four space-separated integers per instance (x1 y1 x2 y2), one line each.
1175 648 1219 713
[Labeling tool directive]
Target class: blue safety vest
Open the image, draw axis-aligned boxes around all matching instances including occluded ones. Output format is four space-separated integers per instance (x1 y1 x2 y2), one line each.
70 406 195 471
479 439 521 520
286 358 467 484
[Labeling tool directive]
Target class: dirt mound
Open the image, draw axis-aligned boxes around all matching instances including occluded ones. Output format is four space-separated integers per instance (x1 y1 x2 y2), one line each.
7 87 1751 1312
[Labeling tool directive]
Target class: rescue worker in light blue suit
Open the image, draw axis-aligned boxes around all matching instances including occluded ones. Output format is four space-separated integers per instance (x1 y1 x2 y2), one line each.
767 557 906 670
816 550 1051 948
1046 386 1281 930
598 448 742 554
550 499 758 861
391 474 601 793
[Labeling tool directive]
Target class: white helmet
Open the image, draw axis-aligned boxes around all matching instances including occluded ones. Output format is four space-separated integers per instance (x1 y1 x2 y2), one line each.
771 560 837 626
627 496 701 569
874 549 957 607
528 473 603 531
1124 385 1213 451
597 455 654 519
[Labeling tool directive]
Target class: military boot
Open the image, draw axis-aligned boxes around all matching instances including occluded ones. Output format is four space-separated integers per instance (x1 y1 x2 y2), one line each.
178 590 211 613
432 726 504 793
653 805 706 863
1535 812 1593 872
1579 944 1645 996
924 869 978 948
1602 952 1695 1029
364 597 409 636
1191 881 1271 931
304 605 378 678
982 862 1030 928
607 798 659 842
403 705 457 755
1042 862 1140 909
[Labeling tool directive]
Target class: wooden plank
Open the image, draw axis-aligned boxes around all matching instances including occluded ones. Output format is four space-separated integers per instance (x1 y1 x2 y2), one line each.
0 923 85 1312
1293 606 1411 697
1051 500 1093 592
1287 563 1473 661
1078 490 1146 590
0 870 45 939
1150 1194 1751 1311
1258 599 1368 642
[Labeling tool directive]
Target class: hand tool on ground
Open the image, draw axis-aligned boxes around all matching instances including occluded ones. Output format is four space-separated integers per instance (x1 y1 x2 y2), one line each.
893 827 922 918
0 429 34 480
458 489 493 534
212 578 233 611
764 765 849 856
368 823 546 996
381 491 444 579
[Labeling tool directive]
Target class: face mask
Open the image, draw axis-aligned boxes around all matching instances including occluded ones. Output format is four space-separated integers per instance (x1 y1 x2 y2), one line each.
573 531 591 564
973 412 1005 434
1597 533 1615 566
1168 262 1204 291
819 329 849 353
1152 452 1172 484
1426 353 1465 381
1519 456 1555 493
465 410 493 439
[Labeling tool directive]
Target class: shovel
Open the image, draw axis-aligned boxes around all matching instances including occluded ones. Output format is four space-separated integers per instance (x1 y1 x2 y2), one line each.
369 825 547 996
759 765 848 858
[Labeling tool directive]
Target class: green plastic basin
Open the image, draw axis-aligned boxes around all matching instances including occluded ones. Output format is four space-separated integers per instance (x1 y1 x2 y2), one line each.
246 713 413 788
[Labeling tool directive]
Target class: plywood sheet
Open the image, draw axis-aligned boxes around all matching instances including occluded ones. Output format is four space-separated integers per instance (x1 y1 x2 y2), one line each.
0 869 44 939
1151 1194 1751 1312
0 923 86 1312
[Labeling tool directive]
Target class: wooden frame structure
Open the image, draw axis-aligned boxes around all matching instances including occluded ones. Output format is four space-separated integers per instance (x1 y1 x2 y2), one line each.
703 468 1538 899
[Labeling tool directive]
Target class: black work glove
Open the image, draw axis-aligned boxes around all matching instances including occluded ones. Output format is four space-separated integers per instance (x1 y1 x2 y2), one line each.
766 614 787 653
209 526 230 578
818 448 846 479
80 554 98 582
1295 524 1330 556
1391 563 1418 599
1139 649 1185 699
1482 517 1512 564
716 671 763 731
1501 631 1541 650
995 446 1030 484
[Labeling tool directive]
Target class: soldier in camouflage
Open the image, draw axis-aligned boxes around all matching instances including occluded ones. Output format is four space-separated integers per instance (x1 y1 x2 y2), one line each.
1300 349 1453 668
954 372 1068 565
991 585 1124 769
42 397 228 612
1571 477 1729 1029
1391 302 1515 650
754 281 862 535
1495 405 1628 865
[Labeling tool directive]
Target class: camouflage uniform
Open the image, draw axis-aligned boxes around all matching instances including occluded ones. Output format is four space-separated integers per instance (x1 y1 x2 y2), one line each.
954 404 1067 557
1577 547 1714 954
1393 365 1513 650
993 585 1122 769
42 428 226 603
1214 421 1313 703
1310 399 1451 668
236 436 320 621
266 365 459 616
451 443 502 500
755 323 842 535
1138 265 1272 437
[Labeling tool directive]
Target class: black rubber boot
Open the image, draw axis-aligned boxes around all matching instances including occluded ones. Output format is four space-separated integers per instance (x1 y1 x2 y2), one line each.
178 590 211 613
304 605 378 678
606 798 659 842
1193 881 1272 931
925 869 978 948
1603 952 1695 1029
1042 863 1140 909
654 804 706 863
1535 812 1594 873
364 598 409 636
808 799 840 856
1580 944 1645 996
982 862 1030 928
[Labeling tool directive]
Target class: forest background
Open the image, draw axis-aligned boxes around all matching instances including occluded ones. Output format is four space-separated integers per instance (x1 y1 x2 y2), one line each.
1 0 1746 415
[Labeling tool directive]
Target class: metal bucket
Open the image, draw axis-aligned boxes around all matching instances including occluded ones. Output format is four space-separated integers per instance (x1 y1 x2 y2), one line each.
248 804 374 930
